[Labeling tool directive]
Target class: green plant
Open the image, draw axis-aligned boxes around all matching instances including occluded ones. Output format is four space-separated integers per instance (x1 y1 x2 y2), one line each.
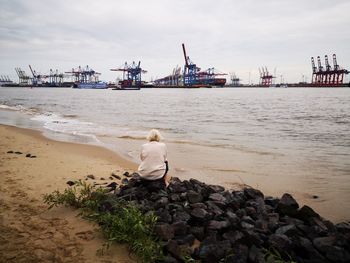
263 247 297 263
43 181 163 263
43 180 107 210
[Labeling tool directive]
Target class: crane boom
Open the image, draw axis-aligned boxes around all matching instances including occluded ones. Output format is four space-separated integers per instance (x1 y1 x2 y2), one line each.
29 65 35 77
182 43 188 67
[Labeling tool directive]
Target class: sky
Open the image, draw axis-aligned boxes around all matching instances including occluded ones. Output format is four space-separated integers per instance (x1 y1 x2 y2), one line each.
0 0 350 84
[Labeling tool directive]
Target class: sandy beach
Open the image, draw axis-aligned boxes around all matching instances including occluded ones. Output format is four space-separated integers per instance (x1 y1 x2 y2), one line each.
0 124 138 262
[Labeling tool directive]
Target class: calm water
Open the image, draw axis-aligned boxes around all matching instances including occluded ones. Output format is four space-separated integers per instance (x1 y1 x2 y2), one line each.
0 87 349 222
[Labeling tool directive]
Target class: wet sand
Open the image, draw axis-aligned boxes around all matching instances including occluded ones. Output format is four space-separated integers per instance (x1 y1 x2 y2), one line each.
0 124 138 262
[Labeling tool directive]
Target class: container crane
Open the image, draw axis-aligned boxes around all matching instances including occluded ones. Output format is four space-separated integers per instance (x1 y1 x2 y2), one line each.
111 61 147 88
182 43 201 86
311 54 349 86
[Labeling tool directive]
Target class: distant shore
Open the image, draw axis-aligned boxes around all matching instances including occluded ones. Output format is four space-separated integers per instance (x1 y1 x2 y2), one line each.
0 124 137 262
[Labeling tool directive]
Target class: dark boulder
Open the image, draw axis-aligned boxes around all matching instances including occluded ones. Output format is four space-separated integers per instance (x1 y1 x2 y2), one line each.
264 196 280 208
86 174 95 180
297 205 320 222
165 240 192 261
161 255 179 263
154 223 175 241
248 245 265 263
172 221 188 236
123 171 131 177
155 208 172 224
190 208 210 222
275 224 299 237
66 180 75 186
277 193 299 216
111 173 121 180
190 226 205 241
173 210 191 223
206 220 230 231
199 240 231 263
208 184 225 193
313 236 336 253
209 193 226 203
121 178 129 185
244 187 264 200
175 234 195 246
186 190 203 204
223 230 244 245
224 244 249 263
268 234 292 252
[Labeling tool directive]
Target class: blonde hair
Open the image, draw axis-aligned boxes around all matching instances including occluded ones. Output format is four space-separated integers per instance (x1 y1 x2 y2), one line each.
147 129 162 142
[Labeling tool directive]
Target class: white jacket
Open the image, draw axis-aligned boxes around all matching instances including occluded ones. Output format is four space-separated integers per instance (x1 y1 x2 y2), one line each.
138 141 167 180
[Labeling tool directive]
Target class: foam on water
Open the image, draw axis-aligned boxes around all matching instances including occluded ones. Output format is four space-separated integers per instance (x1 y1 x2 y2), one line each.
31 113 100 143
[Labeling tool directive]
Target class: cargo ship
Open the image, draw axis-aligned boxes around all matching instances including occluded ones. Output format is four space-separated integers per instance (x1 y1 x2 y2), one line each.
72 81 108 89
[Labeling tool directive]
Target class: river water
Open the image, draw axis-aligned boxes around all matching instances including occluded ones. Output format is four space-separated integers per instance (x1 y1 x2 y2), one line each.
0 87 349 222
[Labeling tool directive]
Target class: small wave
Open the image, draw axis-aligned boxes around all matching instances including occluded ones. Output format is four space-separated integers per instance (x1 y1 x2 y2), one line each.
118 135 145 140
0 104 17 110
63 114 79 118
205 167 247 173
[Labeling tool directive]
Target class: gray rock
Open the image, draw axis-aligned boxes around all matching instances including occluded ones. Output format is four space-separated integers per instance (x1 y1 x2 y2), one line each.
190 202 207 209
275 224 298 236
208 184 225 193
226 211 240 226
205 201 224 217
241 221 254 230
207 220 230 231
209 193 226 203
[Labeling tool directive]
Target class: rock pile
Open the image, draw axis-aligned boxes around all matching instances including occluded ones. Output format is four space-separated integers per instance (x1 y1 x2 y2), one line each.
105 176 350 263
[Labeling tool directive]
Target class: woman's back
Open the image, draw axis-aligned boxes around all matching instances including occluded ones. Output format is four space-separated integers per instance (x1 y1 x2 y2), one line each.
138 141 167 180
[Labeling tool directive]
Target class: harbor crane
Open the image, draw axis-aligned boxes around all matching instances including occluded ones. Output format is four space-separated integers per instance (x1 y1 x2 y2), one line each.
182 43 201 86
311 54 349 86
65 65 101 84
259 67 274 87
110 61 147 88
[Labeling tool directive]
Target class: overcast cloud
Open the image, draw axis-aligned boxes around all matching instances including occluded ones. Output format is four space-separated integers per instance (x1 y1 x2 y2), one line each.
0 0 349 84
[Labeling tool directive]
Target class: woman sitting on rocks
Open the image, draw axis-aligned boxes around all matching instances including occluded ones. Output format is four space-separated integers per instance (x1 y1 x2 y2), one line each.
138 129 169 188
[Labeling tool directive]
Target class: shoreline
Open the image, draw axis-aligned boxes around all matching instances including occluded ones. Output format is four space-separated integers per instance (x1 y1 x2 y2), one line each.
1 121 349 223
0 124 137 262
1 123 349 261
